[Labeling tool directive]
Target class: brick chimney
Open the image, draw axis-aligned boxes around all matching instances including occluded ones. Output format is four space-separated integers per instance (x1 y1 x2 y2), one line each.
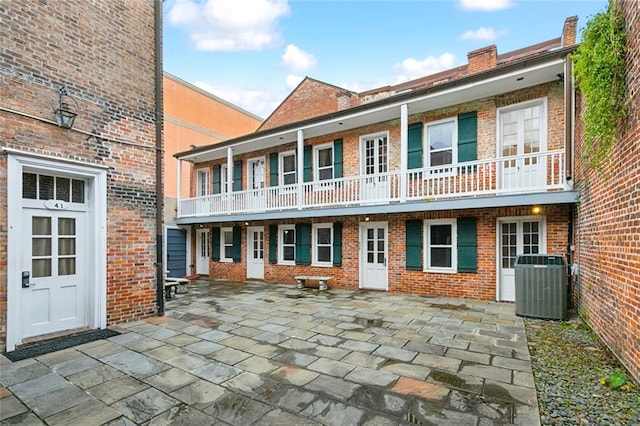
337 89 354 111
561 16 578 47
467 45 497 75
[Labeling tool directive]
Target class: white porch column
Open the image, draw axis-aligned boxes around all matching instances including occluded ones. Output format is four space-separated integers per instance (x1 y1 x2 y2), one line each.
400 103 408 202
227 147 233 213
297 129 304 209
176 158 182 217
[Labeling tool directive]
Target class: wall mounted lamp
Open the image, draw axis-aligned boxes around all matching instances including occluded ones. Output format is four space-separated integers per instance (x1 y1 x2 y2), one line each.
51 85 79 129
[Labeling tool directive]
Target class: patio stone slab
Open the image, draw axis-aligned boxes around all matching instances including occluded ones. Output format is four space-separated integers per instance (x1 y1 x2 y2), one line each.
307 358 355 378
372 345 417 362
44 398 120 426
344 366 398 387
459 364 512 384
209 347 252 365
203 392 272 425
183 340 224 355
300 398 365 425
342 351 387 369
351 386 409 415
413 353 462 373
87 375 149 405
390 377 450 404
380 362 430 380
235 355 281 374
10 372 71 400
258 408 322 425
112 388 180 423
101 350 171 379
0 395 29 420
26 384 93 418
273 350 318 367
50 355 103 377
270 366 318 386
169 379 225 409
191 361 242 384
273 387 316 412
147 405 217 426
0 361 51 387
306 374 361 401
484 380 538 406
143 367 198 393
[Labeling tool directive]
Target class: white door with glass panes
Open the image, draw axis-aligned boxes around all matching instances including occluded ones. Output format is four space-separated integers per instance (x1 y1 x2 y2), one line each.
499 100 546 190
196 228 210 275
247 226 264 279
360 222 388 290
196 168 211 214
498 218 546 301
22 208 86 338
248 158 265 211
361 135 389 203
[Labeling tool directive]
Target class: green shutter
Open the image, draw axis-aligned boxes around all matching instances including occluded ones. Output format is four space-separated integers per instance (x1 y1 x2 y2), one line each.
269 224 277 263
304 145 312 182
333 222 342 266
212 165 221 194
211 227 220 261
269 153 278 186
457 217 477 272
232 226 242 262
233 160 242 191
406 220 423 270
295 223 311 265
408 122 423 169
458 111 477 163
333 138 343 178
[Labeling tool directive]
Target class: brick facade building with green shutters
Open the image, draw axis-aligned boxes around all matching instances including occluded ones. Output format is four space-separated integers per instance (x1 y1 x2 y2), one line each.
174 18 579 302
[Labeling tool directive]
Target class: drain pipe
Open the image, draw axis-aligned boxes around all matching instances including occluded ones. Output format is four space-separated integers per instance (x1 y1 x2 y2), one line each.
154 0 165 315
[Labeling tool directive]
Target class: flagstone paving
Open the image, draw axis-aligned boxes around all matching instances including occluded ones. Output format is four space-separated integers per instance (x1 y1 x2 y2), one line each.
0 279 541 425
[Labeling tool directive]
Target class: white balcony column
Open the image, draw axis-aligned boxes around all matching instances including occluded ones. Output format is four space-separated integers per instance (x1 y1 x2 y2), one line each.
400 103 408 202
297 129 304 209
227 147 233 214
176 158 182 217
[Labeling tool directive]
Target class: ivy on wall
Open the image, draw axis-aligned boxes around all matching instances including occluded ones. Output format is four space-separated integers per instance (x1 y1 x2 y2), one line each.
572 0 628 170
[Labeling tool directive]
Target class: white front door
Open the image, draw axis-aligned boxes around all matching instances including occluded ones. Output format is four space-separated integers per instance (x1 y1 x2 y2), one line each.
196 168 211 214
362 135 389 203
22 208 86 338
247 158 266 211
499 100 546 190
498 218 545 301
360 222 388 290
247 226 264 279
196 228 210 275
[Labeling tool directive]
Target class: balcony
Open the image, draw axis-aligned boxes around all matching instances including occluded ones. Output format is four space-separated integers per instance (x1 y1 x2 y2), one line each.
178 150 568 219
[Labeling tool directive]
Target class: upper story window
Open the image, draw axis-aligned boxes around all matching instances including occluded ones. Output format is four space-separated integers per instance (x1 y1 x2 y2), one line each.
220 165 229 193
197 168 210 196
426 118 457 171
314 144 334 181
280 151 296 185
23 172 85 203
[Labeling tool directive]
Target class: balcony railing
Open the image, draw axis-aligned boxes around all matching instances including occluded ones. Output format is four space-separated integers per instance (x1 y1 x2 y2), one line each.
178 150 566 218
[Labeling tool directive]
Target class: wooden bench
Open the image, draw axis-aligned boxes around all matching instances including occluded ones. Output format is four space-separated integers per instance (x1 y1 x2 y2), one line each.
295 276 332 291
165 277 190 299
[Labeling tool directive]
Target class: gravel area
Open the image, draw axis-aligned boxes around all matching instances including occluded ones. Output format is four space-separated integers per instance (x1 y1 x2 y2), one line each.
525 314 640 425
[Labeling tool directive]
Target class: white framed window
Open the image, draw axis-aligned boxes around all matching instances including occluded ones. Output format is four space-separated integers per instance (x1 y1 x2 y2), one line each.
220 164 229 193
196 168 210 197
221 227 233 262
314 143 334 181
425 118 457 173
424 219 457 273
312 223 333 266
279 151 296 186
279 225 295 264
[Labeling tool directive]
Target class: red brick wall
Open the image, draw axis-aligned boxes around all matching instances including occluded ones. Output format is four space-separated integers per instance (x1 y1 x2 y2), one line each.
205 205 570 300
574 0 640 381
0 1 158 349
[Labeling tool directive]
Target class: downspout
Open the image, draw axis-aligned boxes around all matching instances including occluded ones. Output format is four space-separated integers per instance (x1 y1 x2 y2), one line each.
564 56 573 184
154 0 165 316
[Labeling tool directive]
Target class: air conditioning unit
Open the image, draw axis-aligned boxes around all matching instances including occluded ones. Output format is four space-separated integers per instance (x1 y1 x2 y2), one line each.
514 254 567 320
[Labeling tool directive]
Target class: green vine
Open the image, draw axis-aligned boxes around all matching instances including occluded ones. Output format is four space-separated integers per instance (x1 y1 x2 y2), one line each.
572 0 628 170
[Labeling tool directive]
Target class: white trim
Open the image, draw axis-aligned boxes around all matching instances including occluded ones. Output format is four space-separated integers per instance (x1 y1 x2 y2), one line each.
495 215 547 301
278 224 296 265
313 143 334 181
220 227 234 262
423 219 458 273
312 223 333 267
7 151 107 351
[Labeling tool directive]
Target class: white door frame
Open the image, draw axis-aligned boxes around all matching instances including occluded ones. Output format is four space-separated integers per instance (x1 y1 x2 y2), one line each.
359 221 388 290
246 226 265 280
6 149 107 351
495 215 547 302
195 228 210 275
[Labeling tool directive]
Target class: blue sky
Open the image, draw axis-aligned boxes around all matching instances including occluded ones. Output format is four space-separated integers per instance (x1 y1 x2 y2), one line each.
163 0 607 119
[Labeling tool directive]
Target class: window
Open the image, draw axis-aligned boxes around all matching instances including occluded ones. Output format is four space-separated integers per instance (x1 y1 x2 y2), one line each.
426 119 457 172
221 227 233 261
312 223 333 265
220 165 228 193
424 219 457 272
197 168 210 196
23 172 85 203
280 151 296 186
314 144 334 181
279 225 295 264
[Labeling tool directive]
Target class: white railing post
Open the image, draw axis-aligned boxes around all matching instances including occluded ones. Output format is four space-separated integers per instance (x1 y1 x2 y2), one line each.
297 129 304 210
176 158 182 217
400 104 408 203
227 147 233 214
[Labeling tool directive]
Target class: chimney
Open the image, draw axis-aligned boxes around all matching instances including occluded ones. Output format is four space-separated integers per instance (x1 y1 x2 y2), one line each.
467 45 497 75
337 89 353 111
561 16 578 47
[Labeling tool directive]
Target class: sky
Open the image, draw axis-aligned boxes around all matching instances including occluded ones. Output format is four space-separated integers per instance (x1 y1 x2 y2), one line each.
163 0 608 119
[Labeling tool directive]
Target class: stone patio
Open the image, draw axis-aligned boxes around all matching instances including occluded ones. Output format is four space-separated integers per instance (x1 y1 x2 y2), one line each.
0 279 540 425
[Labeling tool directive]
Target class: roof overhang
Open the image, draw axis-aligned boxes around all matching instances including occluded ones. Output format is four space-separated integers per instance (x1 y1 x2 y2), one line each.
176 48 572 163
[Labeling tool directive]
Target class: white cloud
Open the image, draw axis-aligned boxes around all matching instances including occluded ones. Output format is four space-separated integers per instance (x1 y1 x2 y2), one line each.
194 81 283 119
394 53 457 83
459 0 513 11
281 44 317 73
167 0 290 51
460 27 508 42
285 74 304 89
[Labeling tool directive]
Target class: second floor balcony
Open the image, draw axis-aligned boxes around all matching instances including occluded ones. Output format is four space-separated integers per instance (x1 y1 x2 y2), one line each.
177 150 572 220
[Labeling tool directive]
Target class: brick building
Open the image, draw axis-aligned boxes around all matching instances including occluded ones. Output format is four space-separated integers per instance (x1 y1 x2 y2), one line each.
174 19 578 303
163 73 261 279
0 2 161 351
574 0 639 381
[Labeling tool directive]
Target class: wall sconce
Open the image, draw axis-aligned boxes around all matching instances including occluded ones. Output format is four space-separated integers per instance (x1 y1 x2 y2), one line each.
363 216 370 222
51 85 79 129
532 206 542 215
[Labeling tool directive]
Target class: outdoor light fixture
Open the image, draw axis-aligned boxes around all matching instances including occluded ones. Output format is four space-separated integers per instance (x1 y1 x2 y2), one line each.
51 85 79 129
